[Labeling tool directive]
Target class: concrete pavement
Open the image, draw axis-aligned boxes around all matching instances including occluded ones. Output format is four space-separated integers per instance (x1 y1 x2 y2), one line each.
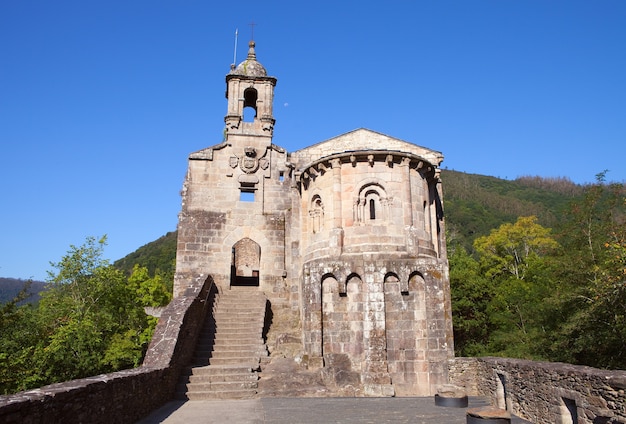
136 397 532 424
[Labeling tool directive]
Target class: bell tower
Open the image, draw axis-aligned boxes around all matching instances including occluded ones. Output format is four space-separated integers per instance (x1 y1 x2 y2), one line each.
224 40 277 150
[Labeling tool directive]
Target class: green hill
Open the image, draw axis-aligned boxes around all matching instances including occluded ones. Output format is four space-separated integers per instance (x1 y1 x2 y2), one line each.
442 170 582 251
0 278 46 305
113 231 177 279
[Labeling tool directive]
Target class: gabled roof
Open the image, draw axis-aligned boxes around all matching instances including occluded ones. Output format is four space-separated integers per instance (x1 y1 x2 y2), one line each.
290 128 443 168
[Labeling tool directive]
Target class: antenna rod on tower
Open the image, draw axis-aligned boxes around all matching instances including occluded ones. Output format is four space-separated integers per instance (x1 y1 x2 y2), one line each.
233 28 238 66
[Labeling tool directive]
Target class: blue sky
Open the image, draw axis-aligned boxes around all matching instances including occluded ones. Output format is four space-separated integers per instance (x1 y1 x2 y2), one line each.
1 1 625 281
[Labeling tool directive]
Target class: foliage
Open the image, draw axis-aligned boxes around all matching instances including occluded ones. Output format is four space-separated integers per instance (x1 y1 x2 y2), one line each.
113 231 177 292
449 245 493 356
0 282 41 392
473 216 559 280
449 173 626 369
0 236 171 394
546 175 626 369
442 170 578 252
450 217 560 360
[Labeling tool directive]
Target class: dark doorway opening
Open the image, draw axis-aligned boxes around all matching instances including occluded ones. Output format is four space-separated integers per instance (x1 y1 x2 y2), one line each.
231 238 260 287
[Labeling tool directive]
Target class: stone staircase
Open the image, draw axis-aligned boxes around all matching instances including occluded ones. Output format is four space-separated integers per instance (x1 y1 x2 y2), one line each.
176 287 268 400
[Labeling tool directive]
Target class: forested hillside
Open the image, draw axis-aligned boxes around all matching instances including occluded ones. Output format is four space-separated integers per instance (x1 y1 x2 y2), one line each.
113 231 176 293
0 278 46 304
442 170 582 251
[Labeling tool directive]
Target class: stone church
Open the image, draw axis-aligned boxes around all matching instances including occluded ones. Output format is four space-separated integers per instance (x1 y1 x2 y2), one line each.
173 40 454 397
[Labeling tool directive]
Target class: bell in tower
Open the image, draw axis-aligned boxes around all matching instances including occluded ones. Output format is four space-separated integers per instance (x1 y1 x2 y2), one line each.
224 40 277 150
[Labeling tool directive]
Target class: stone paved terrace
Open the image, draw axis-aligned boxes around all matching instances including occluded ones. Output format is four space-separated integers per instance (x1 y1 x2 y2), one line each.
137 397 532 423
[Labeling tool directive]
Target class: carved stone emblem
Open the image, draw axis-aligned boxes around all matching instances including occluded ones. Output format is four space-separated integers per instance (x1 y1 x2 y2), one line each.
240 147 259 174
229 157 239 168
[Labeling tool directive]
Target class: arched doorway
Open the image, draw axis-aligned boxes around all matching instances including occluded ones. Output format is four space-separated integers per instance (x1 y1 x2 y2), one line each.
231 238 260 286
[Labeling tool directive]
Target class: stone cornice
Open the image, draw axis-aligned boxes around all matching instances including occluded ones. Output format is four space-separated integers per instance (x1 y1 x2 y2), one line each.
297 150 438 182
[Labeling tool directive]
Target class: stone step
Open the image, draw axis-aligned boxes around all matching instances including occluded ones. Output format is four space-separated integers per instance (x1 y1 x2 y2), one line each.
209 357 259 366
211 330 263 338
212 338 263 346
211 336 262 343
187 365 256 376
213 313 265 320
187 372 258 384
201 326 263 333
211 326 264 333
211 340 265 348
177 289 267 401
181 380 258 393
209 349 266 359
180 389 257 401
210 317 264 324
215 302 264 307
214 308 265 314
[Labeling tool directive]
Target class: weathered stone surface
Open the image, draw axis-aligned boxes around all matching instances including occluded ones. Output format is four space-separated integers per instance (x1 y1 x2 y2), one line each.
449 357 626 424
438 384 467 398
321 353 361 387
171 40 453 397
257 358 330 397
467 406 511 419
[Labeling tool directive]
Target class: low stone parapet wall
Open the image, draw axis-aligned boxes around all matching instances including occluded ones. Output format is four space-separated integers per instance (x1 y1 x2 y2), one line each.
449 357 626 424
0 275 215 424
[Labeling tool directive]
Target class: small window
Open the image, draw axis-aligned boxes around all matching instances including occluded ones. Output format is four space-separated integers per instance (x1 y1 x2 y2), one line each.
369 198 376 220
240 190 255 202
279 171 284 182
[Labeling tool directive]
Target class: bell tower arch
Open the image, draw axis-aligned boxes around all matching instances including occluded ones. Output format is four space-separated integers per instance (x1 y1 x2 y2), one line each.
224 40 277 147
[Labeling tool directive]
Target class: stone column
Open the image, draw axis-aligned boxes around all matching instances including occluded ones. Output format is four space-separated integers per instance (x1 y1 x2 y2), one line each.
330 159 342 228
400 158 413 227
302 263 323 366
362 266 394 397
329 159 344 256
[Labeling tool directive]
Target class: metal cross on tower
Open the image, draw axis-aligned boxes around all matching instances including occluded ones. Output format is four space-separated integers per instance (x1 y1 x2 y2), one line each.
249 21 256 40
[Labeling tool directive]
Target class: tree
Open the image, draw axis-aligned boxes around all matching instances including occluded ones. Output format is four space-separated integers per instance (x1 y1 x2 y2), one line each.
468 217 560 359
0 236 161 393
128 264 172 308
0 282 41 394
449 245 493 356
551 177 626 368
474 216 559 280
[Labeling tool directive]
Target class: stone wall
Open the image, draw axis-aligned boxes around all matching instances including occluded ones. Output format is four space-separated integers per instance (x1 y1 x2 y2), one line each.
0 275 214 424
449 357 626 424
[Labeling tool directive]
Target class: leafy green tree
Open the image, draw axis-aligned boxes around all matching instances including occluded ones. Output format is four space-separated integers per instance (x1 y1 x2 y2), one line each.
551 176 626 368
128 264 172 307
449 245 493 356
466 217 560 359
474 216 559 280
0 236 163 394
0 282 41 394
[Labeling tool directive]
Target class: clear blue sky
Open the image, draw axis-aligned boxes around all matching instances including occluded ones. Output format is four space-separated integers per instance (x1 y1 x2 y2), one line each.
1 1 625 281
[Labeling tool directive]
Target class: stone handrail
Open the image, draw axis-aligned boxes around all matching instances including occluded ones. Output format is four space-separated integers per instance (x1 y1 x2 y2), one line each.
449 357 626 424
0 275 215 424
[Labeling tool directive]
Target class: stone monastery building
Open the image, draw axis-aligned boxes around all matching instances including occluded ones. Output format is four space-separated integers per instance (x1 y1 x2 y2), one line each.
173 40 454 397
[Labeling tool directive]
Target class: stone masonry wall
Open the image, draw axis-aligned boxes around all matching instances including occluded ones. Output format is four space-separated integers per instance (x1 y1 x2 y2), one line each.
449 357 626 424
0 276 214 424
302 255 453 396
